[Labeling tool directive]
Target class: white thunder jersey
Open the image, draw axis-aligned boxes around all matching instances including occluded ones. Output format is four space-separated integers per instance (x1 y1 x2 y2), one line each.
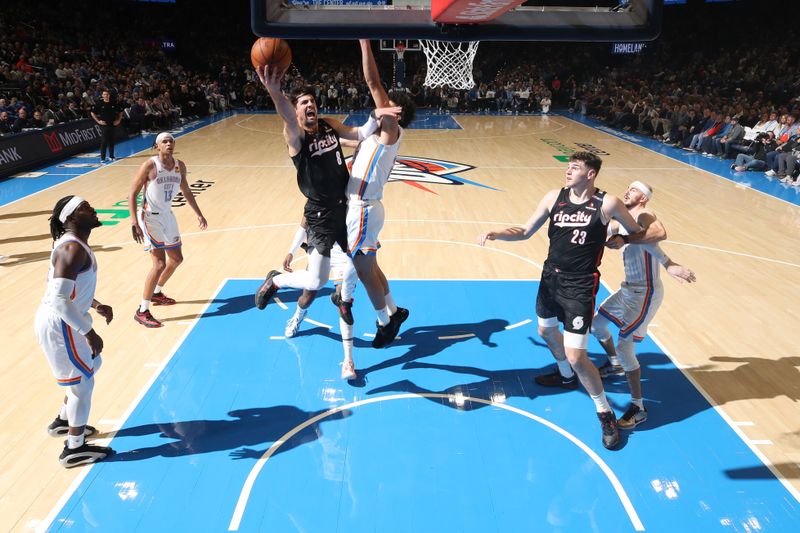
41 234 97 316
143 155 182 213
346 128 403 201
618 225 663 285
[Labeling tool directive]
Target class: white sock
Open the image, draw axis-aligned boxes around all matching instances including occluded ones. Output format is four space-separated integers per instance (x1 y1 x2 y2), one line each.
385 292 398 315
631 397 644 409
293 305 308 321
67 432 85 449
59 403 68 420
340 318 353 359
590 392 612 413
139 299 150 313
376 306 390 326
154 285 163 295
556 360 575 379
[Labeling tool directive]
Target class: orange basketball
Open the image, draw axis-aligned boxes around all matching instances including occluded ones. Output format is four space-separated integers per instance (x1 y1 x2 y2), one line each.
250 37 292 73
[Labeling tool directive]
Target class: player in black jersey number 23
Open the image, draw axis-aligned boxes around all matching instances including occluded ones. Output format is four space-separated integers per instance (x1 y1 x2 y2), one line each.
478 152 666 449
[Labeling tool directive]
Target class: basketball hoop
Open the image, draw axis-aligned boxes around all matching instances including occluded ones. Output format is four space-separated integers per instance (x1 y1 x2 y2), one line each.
419 40 479 90
395 43 406 61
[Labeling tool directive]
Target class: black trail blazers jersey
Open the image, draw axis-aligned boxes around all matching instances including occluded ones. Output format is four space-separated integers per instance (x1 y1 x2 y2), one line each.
544 187 609 274
291 119 349 206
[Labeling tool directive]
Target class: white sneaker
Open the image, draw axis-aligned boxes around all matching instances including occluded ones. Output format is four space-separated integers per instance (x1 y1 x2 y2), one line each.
765 170 777 177
285 315 304 338
341 360 356 380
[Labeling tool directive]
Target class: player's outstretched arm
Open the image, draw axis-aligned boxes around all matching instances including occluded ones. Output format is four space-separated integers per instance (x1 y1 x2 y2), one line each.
256 65 302 149
478 190 556 245
605 196 666 248
360 40 389 108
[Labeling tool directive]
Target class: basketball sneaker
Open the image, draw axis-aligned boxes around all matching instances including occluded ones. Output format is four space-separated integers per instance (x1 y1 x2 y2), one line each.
341 359 357 380
331 292 354 325
392 307 410 326
597 411 620 449
598 361 625 379
617 404 647 430
59 442 114 468
134 309 163 328
285 315 304 338
255 270 281 310
534 370 579 390
372 315 401 349
47 417 97 437
151 292 176 306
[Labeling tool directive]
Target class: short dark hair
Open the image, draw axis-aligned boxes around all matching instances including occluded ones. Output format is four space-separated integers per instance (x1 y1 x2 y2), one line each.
388 90 416 129
290 86 316 107
569 151 603 174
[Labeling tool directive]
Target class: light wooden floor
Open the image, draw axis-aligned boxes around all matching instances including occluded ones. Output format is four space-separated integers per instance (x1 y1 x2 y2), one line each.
2 113 799 531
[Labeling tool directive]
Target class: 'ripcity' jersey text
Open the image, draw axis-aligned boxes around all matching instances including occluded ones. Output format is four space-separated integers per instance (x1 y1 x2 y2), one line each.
291 119 349 206
545 187 608 274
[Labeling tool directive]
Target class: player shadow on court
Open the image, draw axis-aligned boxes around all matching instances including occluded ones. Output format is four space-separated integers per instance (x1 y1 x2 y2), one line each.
345 319 510 387
0 209 51 220
106 405 351 462
0 232 50 245
159 287 338 322
723 462 800 480
0 245 122 267
689 356 800 405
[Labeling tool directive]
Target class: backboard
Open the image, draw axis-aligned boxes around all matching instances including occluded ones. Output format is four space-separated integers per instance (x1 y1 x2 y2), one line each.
251 0 663 42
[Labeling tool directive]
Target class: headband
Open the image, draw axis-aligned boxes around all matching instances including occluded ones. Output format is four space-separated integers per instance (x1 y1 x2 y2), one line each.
58 196 85 223
629 181 653 200
155 132 174 144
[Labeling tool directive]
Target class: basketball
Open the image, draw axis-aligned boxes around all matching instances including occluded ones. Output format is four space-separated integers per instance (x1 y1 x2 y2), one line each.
250 37 292 73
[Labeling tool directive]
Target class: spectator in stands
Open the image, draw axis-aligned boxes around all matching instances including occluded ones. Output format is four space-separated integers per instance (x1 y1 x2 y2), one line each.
29 109 44 129
11 107 29 133
732 131 774 173
716 116 745 158
0 111 12 134
127 97 146 134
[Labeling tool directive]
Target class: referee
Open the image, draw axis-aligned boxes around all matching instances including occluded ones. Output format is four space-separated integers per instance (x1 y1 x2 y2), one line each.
91 90 123 162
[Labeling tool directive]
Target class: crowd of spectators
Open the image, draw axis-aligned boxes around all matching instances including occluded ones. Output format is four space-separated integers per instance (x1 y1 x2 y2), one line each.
0 0 797 184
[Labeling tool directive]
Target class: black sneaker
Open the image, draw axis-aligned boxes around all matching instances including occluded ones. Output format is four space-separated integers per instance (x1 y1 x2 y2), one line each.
598 361 625 379
255 270 281 310
372 315 401 349
330 292 354 325
47 417 97 437
617 404 647 430
597 411 620 449
534 370 579 390
391 307 409 326
59 442 114 468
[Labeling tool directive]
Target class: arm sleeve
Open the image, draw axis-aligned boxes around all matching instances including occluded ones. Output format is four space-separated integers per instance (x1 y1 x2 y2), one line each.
49 278 93 334
357 111 379 141
288 226 308 256
640 242 670 266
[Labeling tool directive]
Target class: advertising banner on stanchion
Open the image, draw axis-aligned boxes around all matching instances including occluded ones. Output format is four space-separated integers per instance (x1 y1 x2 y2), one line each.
0 120 125 179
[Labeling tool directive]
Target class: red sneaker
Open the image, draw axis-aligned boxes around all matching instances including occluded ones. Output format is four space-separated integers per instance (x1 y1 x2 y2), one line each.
134 309 163 328
151 292 176 306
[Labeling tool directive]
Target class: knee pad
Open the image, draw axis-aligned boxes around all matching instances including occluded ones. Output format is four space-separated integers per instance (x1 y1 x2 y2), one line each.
616 339 640 372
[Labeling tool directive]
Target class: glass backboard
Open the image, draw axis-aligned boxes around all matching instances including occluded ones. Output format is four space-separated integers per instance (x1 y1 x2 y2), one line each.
251 0 663 41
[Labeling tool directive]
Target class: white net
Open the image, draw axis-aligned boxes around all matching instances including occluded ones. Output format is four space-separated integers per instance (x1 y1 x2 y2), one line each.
420 40 479 90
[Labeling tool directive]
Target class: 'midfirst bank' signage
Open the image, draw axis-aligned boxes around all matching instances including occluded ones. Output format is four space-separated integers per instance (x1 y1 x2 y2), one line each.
0 119 122 178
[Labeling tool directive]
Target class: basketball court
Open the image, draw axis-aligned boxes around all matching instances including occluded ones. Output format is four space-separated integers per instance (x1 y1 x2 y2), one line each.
1 0 800 531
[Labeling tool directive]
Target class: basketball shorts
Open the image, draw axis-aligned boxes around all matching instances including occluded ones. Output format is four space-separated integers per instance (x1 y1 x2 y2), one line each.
34 306 100 386
536 268 600 334
138 209 181 251
304 201 347 258
596 280 665 342
346 200 384 256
